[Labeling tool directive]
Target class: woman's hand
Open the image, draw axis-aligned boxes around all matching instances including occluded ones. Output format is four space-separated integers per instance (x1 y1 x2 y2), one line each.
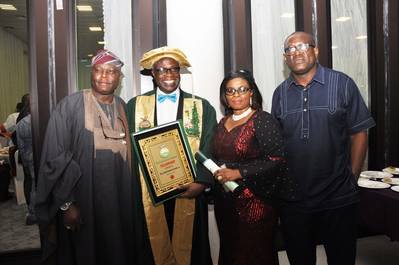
62 204 81 232
213 168 242 183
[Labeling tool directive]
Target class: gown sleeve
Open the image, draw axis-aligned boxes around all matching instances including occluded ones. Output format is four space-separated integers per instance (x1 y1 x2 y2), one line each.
126 96 137 135
195 99 217 186
35 97 82 224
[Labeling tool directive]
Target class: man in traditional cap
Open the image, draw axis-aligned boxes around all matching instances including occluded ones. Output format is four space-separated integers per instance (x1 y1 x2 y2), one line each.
127 46 216 265
35 50 152 265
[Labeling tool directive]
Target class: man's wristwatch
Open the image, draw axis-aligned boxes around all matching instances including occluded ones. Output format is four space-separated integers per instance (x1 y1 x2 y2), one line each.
60 202 73 211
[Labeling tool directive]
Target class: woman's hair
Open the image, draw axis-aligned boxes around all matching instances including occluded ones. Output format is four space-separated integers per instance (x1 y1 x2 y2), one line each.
219 69 263 115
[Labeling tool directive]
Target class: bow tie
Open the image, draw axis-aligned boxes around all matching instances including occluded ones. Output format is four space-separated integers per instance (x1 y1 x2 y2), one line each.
157 93 177 103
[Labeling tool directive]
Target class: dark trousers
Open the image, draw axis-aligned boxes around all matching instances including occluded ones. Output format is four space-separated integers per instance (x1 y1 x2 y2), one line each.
280 203 358 265
0 164 11 201
23 165 32 205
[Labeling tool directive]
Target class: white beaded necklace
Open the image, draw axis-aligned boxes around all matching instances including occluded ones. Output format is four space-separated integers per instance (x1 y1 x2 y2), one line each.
232 107 253 121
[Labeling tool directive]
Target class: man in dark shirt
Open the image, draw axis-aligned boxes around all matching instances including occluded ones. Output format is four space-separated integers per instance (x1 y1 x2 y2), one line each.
271 31 375 265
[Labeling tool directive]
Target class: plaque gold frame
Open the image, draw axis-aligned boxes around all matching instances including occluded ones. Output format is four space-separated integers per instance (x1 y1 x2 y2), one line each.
132 121 197 205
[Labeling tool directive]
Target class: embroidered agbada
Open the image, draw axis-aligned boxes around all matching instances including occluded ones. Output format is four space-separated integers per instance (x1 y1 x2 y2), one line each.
35 90 153 265
127 89 216 265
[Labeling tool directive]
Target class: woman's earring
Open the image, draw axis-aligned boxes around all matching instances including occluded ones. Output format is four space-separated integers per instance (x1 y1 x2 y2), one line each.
250 97 253 107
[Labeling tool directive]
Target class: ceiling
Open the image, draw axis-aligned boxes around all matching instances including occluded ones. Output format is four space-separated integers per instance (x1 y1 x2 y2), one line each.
0 0 104 60
0 0 27 42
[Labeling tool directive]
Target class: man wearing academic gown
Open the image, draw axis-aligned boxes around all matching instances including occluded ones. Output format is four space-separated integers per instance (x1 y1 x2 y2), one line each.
127 47 216 265
35 50 153 265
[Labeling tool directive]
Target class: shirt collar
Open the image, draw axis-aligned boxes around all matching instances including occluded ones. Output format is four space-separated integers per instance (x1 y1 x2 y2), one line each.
156 87 180 96
288 63 325 87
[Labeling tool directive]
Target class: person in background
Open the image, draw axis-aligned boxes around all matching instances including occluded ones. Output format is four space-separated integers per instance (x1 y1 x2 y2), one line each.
0 101 23 145
2 103 22 133
35 49 152 265
16 105 37 225
271 31 376 265
16 93 31 124
211 69 298 265
0 124 9 142
127 46 216 265
0 100 25 193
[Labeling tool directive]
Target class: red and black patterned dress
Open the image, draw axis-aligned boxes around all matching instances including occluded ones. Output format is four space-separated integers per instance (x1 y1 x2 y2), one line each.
211 110 297 265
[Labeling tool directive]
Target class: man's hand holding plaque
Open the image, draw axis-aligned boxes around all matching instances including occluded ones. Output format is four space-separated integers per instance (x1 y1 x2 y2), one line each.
178 182 206 198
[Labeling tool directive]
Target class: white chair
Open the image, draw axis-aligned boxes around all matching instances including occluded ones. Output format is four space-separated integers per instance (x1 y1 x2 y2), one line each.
13 150 26 205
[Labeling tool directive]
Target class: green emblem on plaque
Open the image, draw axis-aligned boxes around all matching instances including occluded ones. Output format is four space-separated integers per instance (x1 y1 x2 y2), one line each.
159 146 170 158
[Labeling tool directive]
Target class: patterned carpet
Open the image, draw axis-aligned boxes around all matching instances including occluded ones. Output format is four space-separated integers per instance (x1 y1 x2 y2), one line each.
0 198 40 252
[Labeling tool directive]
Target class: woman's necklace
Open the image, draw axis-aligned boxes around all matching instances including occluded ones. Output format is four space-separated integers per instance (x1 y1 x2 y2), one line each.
232 107 253 121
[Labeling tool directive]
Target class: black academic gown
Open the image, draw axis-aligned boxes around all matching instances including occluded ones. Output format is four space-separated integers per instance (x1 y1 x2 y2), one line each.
35 91 153 265
127 89 216 265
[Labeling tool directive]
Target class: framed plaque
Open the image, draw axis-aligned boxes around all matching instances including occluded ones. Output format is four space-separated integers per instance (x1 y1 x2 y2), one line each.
132 121 197 205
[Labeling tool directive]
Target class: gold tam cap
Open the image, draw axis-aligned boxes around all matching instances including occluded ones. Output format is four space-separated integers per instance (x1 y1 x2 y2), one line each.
140 46 191 69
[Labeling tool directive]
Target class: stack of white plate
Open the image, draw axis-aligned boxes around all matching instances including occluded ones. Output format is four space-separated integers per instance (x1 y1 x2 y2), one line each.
383 166 399 175
358 178 390 189
360 171 393 180
359 169 399 192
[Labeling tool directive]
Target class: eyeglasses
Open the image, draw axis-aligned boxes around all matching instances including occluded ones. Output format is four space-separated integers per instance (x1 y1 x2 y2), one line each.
225 86 251 96
153 67 180 75
284 43 315 55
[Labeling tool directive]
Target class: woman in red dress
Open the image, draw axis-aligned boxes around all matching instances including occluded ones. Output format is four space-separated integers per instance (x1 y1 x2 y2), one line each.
211 70 298 265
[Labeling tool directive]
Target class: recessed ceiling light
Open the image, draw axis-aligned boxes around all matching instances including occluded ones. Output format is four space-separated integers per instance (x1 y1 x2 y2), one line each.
280 13 294 18
355 35 367 40
88 54 94 57
336 16 351 22
97 41 105 45
0 4 17 10
89 27 102 32
76 5 93 12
